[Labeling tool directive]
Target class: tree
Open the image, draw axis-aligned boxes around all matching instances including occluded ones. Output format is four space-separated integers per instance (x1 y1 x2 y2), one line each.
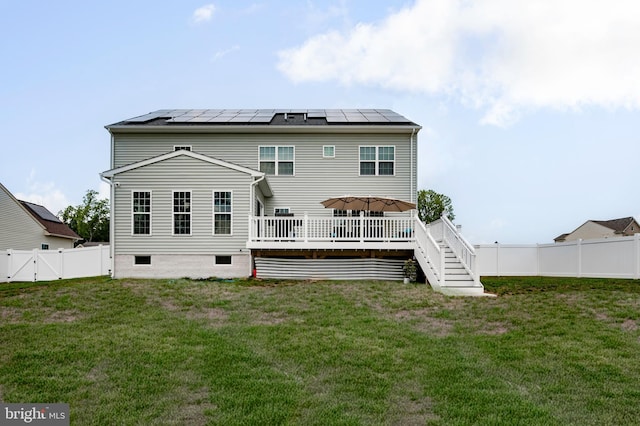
59 190 110 242
417 189 455 223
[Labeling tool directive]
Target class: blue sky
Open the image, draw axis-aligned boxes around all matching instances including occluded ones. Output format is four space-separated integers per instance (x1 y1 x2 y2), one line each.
1 0 638 244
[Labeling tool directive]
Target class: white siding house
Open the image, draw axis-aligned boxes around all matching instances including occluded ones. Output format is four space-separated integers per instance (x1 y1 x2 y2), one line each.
101 109 484 295
0 182 80 250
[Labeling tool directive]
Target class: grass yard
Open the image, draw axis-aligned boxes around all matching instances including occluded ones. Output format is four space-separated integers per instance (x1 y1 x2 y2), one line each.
1 276 640 425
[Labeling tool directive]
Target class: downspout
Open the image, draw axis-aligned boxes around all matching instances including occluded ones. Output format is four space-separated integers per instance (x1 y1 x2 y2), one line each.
100 174 115 278
250 175 266 217
410 128 416 203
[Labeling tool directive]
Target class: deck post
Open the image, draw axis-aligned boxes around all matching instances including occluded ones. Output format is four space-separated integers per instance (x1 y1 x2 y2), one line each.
360 211 365 243
304 212 309 242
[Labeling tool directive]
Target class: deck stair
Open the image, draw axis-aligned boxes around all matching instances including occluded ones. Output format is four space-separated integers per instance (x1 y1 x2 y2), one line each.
413 216 485 296
443 245 476 286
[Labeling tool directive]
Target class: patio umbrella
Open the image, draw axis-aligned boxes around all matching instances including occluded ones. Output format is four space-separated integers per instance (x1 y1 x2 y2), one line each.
320 195 416 212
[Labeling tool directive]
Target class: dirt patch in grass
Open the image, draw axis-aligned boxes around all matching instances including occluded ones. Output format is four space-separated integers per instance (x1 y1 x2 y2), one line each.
186 307 229 325
1 307 22 323
393 309 455 337
388 380 439 425
621 319 638 332
43 309 80 323
474 321 509 335
0 306 80 324
165 384 215 426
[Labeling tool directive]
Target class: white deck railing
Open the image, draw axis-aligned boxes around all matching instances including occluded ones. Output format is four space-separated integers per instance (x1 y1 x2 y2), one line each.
429 215 479 284
248 214 415 243
414 218 443 286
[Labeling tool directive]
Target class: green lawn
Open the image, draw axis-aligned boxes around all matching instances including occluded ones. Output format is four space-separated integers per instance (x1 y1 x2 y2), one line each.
1 276 639 425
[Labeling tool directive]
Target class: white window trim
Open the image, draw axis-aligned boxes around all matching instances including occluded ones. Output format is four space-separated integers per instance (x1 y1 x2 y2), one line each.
258 145 296 176
172 190 192 236
323 145 335 158
213 190 233 236
174 145 192 151
131 190 152 236
215 255 233 265
133 255 152 266
358 145 396 176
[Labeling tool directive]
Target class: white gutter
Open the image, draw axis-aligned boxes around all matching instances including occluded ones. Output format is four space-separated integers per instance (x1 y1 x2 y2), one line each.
106 124 422 135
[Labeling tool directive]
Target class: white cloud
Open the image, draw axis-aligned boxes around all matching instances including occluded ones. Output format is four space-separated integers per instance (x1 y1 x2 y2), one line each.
98 181 111 202
15 171 72 217
212 45 240 62
192 4 216 24
278 0 640 125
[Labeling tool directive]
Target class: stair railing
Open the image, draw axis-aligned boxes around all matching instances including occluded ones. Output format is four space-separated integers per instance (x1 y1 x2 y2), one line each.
414 218 444 287
440 215 479 284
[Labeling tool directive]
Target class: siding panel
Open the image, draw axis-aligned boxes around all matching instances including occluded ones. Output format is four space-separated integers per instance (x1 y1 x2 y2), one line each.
112 132 416 216
1 185 74 250
112 155 252 255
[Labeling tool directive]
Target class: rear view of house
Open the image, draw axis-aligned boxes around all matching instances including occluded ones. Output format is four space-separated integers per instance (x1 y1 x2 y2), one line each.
0 182 80 251
101 109 484 295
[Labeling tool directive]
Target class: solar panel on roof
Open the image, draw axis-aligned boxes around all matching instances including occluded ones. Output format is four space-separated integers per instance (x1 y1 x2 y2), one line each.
127 111 168 122
250 117 272 123
22 202 62 223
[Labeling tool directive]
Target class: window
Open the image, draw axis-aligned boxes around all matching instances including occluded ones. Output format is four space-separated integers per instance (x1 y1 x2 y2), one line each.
274 208 291 215
41 244 49 250
174 145 192 151
132 191 151 235
359 146 395 176
173 191 191 235
213 191 232 235
323 145 335 158
259 146 294 175
134 255 151 265
215 255 232 265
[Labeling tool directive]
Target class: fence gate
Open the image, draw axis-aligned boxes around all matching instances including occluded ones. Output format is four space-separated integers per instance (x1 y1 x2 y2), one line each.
6 250 37 282
5 249 63 282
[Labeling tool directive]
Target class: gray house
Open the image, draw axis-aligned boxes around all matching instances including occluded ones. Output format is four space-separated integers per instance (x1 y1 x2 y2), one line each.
100 109 483 294
0 182 80 250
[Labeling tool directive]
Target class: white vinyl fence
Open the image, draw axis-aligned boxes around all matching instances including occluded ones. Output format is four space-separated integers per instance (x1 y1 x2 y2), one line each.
1 245 110 283
476 235 640 279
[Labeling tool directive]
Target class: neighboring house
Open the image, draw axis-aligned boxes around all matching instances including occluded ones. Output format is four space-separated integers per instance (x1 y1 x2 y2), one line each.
100 109 484 295
554 217 640 242
0 182 80 250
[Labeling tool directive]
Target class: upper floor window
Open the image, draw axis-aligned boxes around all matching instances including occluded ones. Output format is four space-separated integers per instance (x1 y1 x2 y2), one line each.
323 145 335 158
173 191 191 235
132 191 151 235
174 145 192 151
213 191 232 235
259 146 294 175
359 146 395 176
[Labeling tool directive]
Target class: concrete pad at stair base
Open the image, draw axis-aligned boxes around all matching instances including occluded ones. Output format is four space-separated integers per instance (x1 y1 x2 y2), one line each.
428 282 494 297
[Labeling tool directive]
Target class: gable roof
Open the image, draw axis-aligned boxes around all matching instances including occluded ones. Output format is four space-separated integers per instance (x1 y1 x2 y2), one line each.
1 182 80 242
556 216 639 241
19 200 81 240
100 150 273 197
591 217 637 233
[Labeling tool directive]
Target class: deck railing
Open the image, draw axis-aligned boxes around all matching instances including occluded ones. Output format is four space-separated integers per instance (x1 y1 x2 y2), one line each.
429 215 479 283
248 214 415 243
